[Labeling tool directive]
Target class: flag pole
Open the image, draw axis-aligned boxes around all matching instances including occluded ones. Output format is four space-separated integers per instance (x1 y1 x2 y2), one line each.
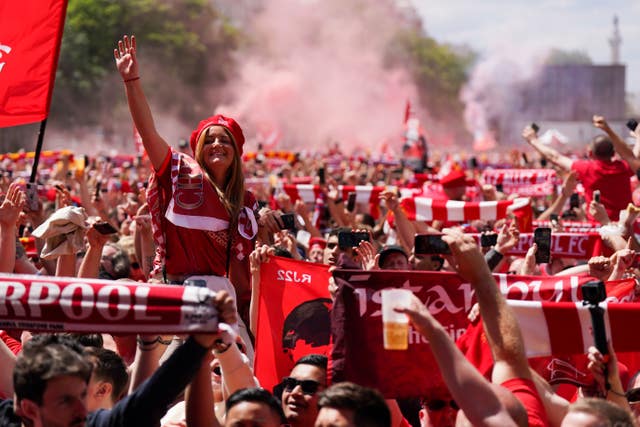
29 118 47 184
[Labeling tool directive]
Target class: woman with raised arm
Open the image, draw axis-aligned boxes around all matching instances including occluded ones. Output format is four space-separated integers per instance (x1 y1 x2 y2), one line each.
114 35 279 326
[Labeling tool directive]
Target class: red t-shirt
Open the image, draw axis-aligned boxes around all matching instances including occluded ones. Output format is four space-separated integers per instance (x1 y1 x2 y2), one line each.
154 149 257 278
571 159 633 221
501 377 550 427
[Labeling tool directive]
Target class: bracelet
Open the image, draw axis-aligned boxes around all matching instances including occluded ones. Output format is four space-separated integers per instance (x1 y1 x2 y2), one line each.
124 76 140 83
137 335 172 347
333 198 343 204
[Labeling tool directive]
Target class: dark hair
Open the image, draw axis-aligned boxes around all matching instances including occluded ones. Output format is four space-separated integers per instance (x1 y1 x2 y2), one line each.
100 243 131 280
329 227 352 237
591 135 615 159
62 333 104 348
273 246 294 259
295 354 328 371
84 347 129 403
358 213 376 229
226 388 286 423
14 334 92 405
318 382 390 427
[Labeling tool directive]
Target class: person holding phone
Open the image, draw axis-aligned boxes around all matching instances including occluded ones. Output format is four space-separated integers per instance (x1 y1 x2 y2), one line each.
114 35 279 322
523 117 634 221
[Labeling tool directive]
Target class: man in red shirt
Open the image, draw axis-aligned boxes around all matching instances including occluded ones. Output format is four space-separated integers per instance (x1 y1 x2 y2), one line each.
523 116 638 221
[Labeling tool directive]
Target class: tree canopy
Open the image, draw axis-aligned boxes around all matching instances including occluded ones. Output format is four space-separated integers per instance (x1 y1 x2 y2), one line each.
51 0 241 127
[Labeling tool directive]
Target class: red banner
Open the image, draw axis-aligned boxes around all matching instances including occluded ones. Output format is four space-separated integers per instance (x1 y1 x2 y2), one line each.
330 269 636 398
254 257 332 392
0 274 219 333
470 233 603 259
0 0 68 127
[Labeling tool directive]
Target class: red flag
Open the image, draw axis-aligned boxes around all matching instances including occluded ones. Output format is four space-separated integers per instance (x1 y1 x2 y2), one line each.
254 257 332 392
403 99 412 124
330 269 635 398
0 0 68 127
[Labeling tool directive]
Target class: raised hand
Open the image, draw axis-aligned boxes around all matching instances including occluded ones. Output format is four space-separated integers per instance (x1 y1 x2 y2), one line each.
114 35 139 81
592 115 610 131
0 182 25 227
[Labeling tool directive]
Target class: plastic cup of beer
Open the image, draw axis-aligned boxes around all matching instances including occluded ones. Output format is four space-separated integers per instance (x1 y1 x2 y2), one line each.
381 289 412 350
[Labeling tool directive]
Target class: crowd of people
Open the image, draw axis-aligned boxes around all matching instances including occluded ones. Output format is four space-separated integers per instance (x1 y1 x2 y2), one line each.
0 34 639 426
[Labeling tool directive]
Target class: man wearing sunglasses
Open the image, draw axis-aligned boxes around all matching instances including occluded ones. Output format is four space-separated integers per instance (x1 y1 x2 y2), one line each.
280 355 327 427
627 370 640 422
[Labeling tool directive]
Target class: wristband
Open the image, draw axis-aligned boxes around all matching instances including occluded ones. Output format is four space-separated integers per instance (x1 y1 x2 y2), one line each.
333 198 343 204
124 76 140 83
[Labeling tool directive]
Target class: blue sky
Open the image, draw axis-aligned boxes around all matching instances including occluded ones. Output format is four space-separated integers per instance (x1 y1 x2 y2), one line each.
411 0 640 93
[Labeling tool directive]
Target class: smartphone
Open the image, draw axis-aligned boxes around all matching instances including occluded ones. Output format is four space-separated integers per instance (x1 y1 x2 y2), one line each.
93 222 118 235
95 182 102 199
414 234 451 255
25 182 39 211
495 183 504 193
550 213 559 223
338 231 369 249
627 119 638 132
469 157 478 169
569 193 580 209
318 167 326 185
346 192 357 212
521 152 529 164
533 227 552 264
531 122 540 133
593 190 601 204
184 279 207 288
480 233 498 248
279 213 296 231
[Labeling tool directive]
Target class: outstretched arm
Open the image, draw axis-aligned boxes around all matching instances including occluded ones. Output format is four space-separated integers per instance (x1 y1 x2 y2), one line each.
114 35 169 170
593 115 640 171
522 126 573 171
397 294 517 427
0 182 24 273
442 230 531 383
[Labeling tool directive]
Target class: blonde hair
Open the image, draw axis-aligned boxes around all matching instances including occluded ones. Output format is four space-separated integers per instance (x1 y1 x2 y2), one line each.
195 126 246 223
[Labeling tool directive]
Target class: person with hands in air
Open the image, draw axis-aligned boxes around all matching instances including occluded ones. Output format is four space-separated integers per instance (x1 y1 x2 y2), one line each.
395 293 523 427
484 222 520 271
0 182 26 273
585 343 632 413
114 35 278 328
524 118 634 221
441 229 553 427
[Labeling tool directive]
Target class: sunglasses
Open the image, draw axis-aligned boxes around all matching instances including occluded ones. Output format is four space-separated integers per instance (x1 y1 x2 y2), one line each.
281 377 322 395
327 243 338 249
627 387 640 404
422 399 459 411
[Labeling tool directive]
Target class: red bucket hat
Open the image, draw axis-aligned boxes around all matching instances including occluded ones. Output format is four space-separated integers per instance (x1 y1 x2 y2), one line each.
189 114 245 156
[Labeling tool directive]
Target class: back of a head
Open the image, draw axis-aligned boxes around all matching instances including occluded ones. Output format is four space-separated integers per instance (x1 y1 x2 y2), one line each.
84 347 129 402
226 387 286 423
567 398 635 426
14 334 92 405
591 135 615 160
62 333 104 348
318 382 390 427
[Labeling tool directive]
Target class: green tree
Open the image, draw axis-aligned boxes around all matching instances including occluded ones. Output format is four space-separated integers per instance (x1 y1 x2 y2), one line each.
51 0 241 127
385 29 474 120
